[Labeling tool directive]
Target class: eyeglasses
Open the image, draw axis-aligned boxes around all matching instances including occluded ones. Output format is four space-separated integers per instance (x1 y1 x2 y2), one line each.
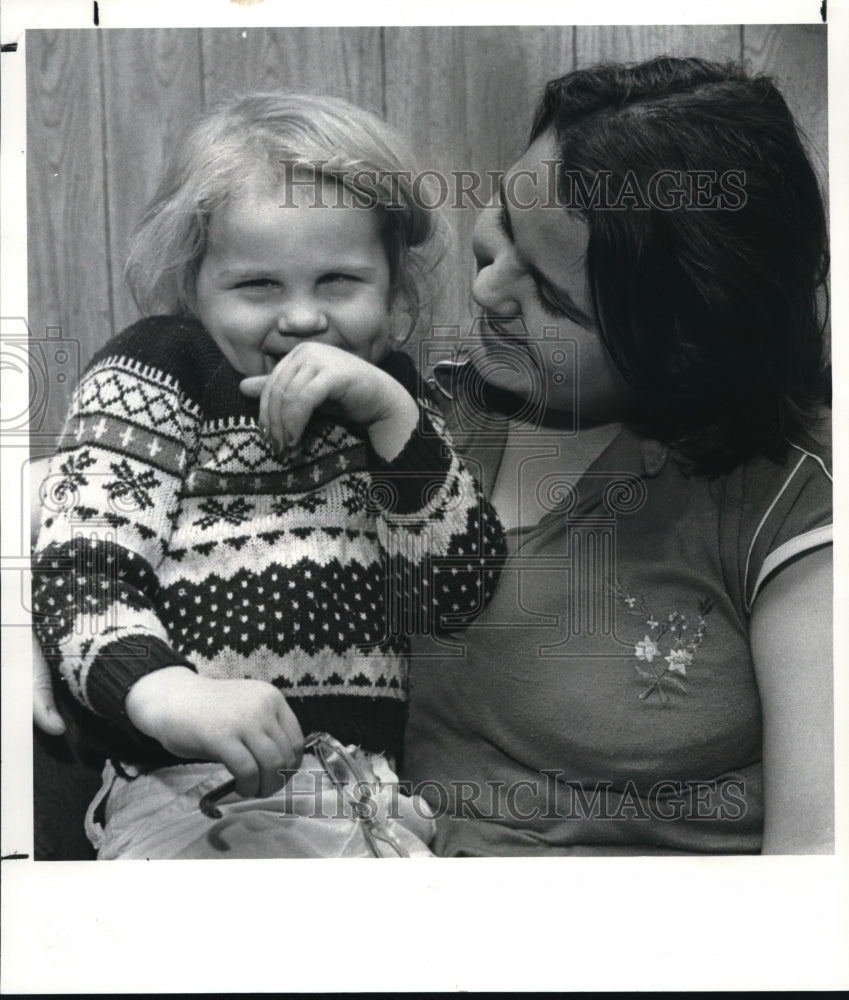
197 731 410 857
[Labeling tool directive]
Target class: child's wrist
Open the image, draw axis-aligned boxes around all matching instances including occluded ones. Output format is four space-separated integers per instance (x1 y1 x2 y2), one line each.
124 665 198 737
366 406 454 515
367 389 419 462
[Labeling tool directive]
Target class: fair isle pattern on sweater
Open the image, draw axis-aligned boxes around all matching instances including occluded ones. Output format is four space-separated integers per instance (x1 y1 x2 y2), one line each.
32 317 505 760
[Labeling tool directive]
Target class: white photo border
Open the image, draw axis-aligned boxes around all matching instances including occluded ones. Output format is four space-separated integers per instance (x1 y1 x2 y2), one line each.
2 0 847 993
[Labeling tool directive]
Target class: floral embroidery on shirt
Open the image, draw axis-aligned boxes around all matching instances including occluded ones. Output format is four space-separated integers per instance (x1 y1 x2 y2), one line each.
613 582 716 705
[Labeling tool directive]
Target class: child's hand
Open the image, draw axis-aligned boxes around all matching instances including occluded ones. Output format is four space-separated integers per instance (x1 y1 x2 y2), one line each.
239 342 418 462
125 667 304 797
32 631 66 736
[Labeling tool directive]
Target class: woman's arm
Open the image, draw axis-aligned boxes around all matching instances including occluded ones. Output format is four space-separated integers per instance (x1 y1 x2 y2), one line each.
749 544 834 854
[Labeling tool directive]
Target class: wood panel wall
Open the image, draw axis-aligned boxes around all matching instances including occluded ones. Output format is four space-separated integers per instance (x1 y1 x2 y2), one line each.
27 24 829 440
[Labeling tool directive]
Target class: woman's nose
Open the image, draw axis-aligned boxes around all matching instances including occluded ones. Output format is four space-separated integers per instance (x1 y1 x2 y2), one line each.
276 296 328 335
471 210 521 314
472 253 522 315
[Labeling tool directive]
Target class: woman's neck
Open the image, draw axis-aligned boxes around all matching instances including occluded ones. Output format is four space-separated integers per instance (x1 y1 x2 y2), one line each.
490 418 623 531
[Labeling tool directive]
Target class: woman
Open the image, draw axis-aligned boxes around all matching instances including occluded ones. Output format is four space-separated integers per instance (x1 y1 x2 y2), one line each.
403 56 833 855
33 56 833 856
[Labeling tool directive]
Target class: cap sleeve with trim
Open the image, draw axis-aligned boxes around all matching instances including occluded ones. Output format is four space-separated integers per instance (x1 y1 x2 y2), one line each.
719 413 832 616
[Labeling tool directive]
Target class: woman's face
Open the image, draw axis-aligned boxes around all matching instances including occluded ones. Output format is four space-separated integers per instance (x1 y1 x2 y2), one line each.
470 130 630 424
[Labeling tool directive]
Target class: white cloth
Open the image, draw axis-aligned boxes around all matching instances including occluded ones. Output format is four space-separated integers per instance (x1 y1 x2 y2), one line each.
86 752 436 860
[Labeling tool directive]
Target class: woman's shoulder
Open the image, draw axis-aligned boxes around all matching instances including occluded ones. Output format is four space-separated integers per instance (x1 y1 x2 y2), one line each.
786 409 832 475
739 409 832 502
727 409 832 611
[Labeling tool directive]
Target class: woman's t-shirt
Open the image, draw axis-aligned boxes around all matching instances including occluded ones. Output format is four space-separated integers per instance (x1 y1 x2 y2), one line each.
403 369 832 855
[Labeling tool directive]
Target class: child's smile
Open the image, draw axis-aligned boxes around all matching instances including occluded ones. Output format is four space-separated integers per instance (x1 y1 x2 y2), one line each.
194 177 394 377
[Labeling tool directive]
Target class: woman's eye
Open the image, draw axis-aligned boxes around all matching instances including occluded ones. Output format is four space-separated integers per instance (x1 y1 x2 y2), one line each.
531 280 566 317
531 278 590 326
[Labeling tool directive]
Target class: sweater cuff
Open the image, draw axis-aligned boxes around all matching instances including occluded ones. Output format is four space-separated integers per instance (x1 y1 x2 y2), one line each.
366 410 453 515
87 635 195 732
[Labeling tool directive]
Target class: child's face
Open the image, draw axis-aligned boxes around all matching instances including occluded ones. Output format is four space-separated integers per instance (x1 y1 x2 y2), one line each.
195 178 393 376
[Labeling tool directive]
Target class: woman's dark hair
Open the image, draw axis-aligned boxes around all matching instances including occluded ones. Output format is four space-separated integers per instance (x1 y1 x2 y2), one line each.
531 56 829 474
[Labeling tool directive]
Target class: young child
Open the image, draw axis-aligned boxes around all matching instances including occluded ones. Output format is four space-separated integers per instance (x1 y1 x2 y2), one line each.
32 93 505 859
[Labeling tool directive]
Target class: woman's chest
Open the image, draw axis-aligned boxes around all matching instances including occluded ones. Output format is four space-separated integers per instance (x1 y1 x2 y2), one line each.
415 482 761 788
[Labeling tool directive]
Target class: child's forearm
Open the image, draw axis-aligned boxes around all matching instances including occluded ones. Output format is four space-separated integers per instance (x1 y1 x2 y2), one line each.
365 386 419 462
124 665 205 739
369 398 507 633
31 329 194 732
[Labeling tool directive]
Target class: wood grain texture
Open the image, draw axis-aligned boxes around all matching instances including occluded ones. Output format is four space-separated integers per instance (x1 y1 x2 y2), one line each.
575 24 742 66
200 27 385 115
743 25 828 186
26 24 830 429
100 28 204 333
384 26 474 341
384 25 576 344
26 30 112 440
743 24 830 350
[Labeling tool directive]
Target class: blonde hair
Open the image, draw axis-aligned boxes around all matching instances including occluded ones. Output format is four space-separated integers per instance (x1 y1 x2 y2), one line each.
125 92 445 342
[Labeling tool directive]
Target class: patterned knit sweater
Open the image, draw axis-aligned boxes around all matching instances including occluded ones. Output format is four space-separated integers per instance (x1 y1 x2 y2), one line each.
32 316 505 764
